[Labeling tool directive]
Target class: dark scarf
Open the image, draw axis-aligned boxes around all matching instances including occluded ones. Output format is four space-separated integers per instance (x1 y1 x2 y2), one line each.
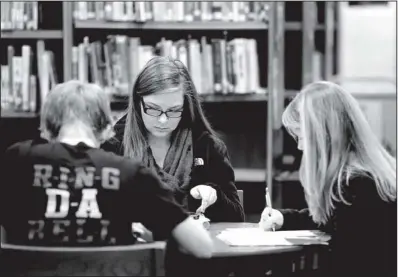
143 128 193 206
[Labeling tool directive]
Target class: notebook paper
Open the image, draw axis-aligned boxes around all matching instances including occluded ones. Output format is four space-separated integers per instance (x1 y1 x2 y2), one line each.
216 228 330 247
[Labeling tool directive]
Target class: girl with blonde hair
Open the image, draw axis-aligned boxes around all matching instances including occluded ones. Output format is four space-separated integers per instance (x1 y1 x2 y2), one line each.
260 81 396 276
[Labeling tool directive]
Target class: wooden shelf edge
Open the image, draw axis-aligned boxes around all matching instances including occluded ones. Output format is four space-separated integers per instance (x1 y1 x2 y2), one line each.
1 30 63 39
109 90 298 106
74 20 332 31
1 110 39 119
75 19 268 30
200 93 268 103
350 92 397 100
275 171 300 182
285 22 333 31
201 90 298 103
234 168 266 183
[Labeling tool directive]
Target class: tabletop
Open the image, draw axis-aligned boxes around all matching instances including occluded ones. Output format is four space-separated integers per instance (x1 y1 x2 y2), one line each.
1 222 304 257
208 222 303 258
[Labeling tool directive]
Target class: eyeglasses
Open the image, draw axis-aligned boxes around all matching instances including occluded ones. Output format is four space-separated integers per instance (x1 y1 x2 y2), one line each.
141 101 183 118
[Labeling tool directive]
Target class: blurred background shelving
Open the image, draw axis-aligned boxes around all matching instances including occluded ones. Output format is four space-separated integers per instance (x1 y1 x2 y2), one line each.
1 1 396 219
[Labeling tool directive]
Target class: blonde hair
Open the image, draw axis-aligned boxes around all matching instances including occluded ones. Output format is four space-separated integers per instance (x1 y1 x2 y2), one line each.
40 80 114 142
282 81 396 224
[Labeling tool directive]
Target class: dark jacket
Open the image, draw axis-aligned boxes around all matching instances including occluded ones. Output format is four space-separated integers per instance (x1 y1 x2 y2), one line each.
280 175 397 277
102 115 245 223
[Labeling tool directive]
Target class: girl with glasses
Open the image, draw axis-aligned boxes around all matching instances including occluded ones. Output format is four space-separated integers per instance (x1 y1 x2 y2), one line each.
102 56 244 276
103 56 244 223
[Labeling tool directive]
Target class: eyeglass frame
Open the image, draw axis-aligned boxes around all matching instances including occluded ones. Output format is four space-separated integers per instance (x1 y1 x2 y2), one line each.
140 99 183 118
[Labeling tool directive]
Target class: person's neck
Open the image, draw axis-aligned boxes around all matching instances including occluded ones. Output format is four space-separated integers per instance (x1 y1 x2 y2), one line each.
57 122 99 148
148 134 171 149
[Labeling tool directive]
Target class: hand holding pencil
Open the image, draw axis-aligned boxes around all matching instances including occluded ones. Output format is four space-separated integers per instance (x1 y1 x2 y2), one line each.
259 188 284 231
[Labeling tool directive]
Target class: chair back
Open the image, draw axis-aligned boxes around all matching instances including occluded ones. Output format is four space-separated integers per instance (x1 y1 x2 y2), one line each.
237 189 244 207
0 242 166 276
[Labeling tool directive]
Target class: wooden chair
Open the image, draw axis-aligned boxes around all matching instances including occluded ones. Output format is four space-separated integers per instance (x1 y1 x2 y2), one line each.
0 242 166 276
237 189 244 207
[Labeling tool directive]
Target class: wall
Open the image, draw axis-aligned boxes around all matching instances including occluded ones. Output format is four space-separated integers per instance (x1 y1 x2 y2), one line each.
337 2 397 155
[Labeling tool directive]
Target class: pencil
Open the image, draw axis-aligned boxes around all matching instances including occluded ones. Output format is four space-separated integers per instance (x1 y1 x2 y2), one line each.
265 187 275 232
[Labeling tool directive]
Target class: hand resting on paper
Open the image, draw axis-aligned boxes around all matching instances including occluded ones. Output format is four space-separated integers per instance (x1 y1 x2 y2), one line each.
259 207 284 231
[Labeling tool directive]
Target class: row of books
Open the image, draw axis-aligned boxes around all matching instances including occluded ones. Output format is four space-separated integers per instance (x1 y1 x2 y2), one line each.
73 1 270 23
1 2 38 31
72 36 262 96
1 42 58 113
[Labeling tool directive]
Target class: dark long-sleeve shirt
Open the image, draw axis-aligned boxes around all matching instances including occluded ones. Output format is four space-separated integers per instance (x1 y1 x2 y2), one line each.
280 175 397 277
102 115 245 223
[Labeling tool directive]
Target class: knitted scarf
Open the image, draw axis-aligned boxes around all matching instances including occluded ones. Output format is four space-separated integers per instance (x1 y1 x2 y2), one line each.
143 128 193 207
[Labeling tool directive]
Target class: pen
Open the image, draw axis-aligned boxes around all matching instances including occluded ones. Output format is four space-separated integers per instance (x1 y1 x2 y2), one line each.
265 187 275 232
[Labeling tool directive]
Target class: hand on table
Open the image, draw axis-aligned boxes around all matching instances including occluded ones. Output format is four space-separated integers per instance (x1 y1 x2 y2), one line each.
132 222 153 243
259 207 284 231
190 185 217 214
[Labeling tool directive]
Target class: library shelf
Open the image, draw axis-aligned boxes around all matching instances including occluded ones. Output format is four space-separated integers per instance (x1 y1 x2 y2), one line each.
351 92 397 100
200 90 298 103
1 110 39 119
0 30 63 39
200 93 268 103
235 168 266 183
109 91 298 107
74 19 269 30
285 22 328 31
74 20 331 32
108 91 299 106
274 171 300 182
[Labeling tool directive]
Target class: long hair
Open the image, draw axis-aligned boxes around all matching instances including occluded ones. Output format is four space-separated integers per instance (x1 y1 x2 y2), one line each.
123 56 218 160
282 81 396 224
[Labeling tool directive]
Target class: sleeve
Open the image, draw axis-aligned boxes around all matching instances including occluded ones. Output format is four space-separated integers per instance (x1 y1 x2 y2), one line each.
279 208 319 230
332 178 394 275
101 137 123 155
0 143 22 226
129 166 189 239
195 138 245 222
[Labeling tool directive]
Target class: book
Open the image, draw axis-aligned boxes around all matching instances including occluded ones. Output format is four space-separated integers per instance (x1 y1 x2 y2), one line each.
74 36 263 96
1 1 39 31
72 1 270 23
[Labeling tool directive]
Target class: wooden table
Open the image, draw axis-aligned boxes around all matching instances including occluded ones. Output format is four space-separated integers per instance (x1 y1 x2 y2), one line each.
1 223 325 276
165 222 320 277
208 222 303 257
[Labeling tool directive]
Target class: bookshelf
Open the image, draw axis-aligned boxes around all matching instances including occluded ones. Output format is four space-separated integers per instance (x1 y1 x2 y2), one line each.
1 2 72 118
0 110 38 119
0 30 63 39
69 2 293 189
1 2 341 210
75 19 269 30
74 20 332 32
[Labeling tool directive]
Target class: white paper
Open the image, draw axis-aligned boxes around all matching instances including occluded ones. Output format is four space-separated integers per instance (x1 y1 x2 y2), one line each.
216 228 330 247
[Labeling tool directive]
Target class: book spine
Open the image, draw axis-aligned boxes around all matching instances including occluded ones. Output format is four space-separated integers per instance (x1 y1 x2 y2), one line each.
13 56 23 110
7 46 14 107
71 46 79 80
1 66 9 109
29 75 37 112
21 45 31 111
212 39 222 94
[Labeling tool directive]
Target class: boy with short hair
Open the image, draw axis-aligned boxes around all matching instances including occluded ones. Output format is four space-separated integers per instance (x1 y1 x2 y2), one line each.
0 80 212 258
